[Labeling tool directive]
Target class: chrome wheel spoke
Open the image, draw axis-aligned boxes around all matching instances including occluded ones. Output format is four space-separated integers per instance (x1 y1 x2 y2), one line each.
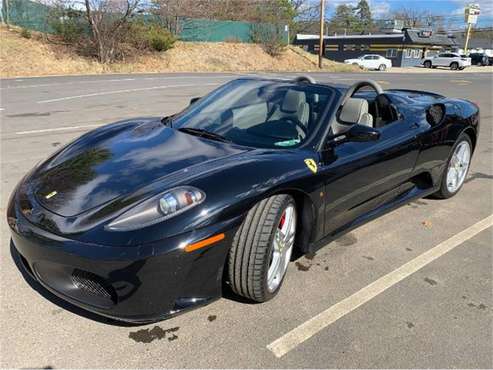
446 141 471 193
267 204 297 293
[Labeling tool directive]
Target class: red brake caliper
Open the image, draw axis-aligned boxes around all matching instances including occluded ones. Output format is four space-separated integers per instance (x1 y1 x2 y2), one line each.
278 212 286 229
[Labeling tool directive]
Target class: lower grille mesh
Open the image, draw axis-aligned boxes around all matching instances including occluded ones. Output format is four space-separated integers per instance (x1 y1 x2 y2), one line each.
71 269 115 301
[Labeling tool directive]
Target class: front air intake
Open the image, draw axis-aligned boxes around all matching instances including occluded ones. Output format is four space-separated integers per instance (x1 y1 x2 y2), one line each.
71 269 116 303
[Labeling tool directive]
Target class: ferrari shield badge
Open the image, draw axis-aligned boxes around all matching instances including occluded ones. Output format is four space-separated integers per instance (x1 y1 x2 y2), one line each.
304 159 318 174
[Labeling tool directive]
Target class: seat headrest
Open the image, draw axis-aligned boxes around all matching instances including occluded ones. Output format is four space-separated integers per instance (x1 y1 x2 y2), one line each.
281 90 306 113
359 112 373 127
339 98 369 124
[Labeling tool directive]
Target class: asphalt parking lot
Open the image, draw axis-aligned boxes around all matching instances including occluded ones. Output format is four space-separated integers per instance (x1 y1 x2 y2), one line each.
1 71 492 368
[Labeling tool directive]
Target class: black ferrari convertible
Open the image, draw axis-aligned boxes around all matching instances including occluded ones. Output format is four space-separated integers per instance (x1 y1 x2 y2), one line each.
7 76 479 323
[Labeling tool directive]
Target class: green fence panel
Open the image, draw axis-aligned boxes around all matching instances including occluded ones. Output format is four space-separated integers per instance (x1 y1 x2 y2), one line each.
2 0 53 32
178 18 253 42
1 0 288 43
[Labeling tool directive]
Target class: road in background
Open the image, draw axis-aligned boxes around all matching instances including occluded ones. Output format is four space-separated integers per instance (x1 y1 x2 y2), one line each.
1 71 492 368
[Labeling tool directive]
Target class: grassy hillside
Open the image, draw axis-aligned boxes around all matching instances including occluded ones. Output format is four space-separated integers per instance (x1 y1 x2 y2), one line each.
0 26 359 77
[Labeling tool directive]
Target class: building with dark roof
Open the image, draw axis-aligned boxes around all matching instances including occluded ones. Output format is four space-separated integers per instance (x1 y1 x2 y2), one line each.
294 28 457 67
451 27 493 52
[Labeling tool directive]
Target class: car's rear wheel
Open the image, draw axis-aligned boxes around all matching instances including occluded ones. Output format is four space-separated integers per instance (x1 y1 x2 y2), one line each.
424 60 432 68
378 64 386 71
434 134 472 199
450 62 459 70
228 194 296 302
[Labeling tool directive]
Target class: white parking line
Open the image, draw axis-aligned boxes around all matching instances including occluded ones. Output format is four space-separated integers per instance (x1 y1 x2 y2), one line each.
2 75 233 90
267 214 493 358
1 78 136 89
37 82 221 103
15 124 103 135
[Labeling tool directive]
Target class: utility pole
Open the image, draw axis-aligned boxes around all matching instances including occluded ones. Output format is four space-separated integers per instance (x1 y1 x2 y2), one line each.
318 0 325 68
463 4 480 54
464 22 472 54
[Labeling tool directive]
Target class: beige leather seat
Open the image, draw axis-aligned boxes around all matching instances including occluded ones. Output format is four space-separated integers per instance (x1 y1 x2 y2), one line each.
332 98 374 135
270 90 309 127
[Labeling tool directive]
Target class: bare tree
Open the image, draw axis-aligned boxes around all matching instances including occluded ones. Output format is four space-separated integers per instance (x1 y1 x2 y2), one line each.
84 0 141 63
392 8 429 28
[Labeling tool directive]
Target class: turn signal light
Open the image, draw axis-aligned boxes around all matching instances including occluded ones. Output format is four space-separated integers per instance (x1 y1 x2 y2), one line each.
184 233 225 253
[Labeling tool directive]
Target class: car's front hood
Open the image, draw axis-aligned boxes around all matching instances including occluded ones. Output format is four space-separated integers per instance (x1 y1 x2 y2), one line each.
31 119 248 217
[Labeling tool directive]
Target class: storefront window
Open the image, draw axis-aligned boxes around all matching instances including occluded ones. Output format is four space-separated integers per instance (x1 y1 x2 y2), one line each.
386 48 397 58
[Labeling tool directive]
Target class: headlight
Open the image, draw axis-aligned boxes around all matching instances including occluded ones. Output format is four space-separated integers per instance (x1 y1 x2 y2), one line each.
106 186 205 231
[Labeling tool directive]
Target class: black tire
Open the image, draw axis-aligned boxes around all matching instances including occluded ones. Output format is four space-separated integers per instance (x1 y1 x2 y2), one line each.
378 64 386 71
434 133 472 199
424 60 432 68
228 194 295 302
450 62 459 70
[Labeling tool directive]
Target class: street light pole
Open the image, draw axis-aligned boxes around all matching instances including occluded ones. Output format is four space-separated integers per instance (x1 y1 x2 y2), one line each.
318 0 325 69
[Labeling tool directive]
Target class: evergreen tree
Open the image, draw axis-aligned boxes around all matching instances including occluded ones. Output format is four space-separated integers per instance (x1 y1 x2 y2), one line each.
328 4 358 34
354 0 373 33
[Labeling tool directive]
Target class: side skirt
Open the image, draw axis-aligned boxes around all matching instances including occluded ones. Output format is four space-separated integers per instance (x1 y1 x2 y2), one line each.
309 183 439 253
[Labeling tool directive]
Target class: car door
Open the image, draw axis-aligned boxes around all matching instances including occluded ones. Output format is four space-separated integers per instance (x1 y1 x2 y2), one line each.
436 53 448 66
445 53 456 66
369 55 380 69
362 55 373 69
319 106 420 236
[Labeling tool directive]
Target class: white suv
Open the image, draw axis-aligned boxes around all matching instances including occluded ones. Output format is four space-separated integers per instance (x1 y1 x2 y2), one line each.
344 55 392 71
423 53 471 70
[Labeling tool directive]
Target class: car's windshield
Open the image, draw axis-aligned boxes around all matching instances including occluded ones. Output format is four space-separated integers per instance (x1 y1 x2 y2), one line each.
170 79 336 149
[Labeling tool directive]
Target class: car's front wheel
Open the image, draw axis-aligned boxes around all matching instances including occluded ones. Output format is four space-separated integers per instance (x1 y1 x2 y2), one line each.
450 62 459 70
434 134 472 199
378 64 387 71
424 60 432 68
228 194 296 302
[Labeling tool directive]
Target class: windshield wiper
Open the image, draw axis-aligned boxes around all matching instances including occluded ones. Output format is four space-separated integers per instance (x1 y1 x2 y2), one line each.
178 127 231 143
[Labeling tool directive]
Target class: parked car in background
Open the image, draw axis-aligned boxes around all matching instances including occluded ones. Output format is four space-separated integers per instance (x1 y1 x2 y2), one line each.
344 55 392 71
423 53 471 70
469 52 492 66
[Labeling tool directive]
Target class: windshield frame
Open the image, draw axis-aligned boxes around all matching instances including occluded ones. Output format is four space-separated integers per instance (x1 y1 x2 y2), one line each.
169 78 341 151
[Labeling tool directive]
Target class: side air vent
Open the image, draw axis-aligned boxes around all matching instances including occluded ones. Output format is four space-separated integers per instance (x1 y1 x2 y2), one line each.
71 269 116 303
426 104 445 126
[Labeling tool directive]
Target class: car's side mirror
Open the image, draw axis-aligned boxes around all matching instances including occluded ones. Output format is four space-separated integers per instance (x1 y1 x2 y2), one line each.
189 97 201 106
345 124 380 142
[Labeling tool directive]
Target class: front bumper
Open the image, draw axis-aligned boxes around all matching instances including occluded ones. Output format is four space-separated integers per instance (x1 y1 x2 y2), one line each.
8 202 239 323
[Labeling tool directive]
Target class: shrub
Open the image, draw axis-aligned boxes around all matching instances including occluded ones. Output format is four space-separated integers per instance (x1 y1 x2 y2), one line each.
20 28 32 39
148 26 175 52
250 23 286 57
128 22 175 52
48 9 87 44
